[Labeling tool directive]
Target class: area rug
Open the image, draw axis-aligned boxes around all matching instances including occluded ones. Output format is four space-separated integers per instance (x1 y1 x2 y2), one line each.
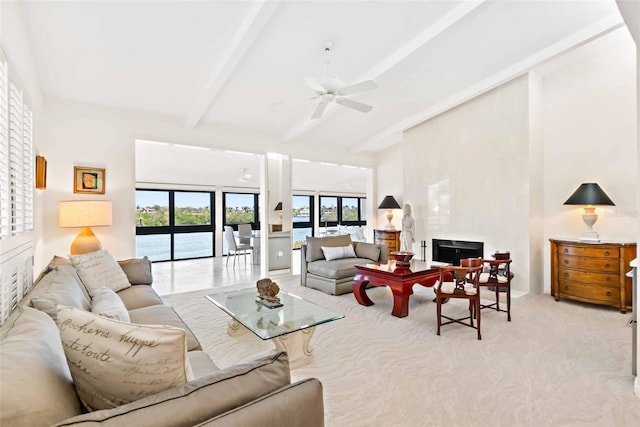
162 277 640 426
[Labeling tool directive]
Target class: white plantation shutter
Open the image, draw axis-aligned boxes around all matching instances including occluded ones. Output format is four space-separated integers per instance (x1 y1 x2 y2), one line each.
0 48 35 324
9 83 25 235
0 53 8 238
22 104 33 232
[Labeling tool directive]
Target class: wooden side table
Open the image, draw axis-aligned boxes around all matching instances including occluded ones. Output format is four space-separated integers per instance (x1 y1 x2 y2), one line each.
374 229 401 253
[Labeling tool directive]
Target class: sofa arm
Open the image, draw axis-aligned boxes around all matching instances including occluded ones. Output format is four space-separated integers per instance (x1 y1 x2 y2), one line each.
300 245 308 286
195 378 324 427
378 244 389 263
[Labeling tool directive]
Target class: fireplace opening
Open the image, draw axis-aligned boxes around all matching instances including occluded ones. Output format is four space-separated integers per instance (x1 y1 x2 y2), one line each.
432 239 484 265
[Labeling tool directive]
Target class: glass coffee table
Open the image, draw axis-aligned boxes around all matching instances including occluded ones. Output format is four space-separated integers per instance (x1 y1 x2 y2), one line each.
205 287 343 368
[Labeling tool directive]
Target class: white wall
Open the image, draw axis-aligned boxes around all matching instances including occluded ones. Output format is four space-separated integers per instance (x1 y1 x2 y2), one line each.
374 145 403 233
542 35 638 292
37 98 375 271
402 75 539 295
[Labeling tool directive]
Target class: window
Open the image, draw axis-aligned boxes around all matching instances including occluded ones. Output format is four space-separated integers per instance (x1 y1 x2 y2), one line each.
135 189 215 261
222 192 260 254
318 196 366 226
292 195 314 249
0 51 33 239
0 49 35 324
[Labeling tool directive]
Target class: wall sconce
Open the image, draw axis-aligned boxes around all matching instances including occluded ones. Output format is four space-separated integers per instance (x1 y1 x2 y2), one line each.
35 155 47 189
378 195 401 230
59 200 113 254
564 183 614 242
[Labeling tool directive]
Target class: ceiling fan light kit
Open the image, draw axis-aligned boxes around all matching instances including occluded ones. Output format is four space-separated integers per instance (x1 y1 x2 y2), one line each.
304 40 378 119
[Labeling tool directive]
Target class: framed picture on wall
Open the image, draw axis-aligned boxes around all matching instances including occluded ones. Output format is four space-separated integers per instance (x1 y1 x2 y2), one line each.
74 166 105 194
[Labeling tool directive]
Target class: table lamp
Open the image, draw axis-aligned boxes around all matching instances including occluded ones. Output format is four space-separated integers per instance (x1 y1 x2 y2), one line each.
563 183 614 242
59 200 112 254
378 195 401 230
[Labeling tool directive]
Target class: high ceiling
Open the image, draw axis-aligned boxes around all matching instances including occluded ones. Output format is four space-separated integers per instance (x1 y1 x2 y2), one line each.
18 0 625 155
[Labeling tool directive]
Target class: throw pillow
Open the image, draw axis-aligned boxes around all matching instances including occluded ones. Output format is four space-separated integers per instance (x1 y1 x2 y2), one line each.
91 287 131 322
321 245 356 261
355 242 381 262
30 269 92 320
306 235 353 262
118 257 153 285
70 250 131 297
56 306 194 411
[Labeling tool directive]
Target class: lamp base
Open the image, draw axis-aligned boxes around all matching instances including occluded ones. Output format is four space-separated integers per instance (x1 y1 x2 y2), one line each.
579 231 600 242
70 227 103 255
385 224 396 230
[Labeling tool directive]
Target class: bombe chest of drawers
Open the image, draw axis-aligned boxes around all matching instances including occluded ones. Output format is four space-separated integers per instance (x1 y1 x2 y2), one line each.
550 239 636 313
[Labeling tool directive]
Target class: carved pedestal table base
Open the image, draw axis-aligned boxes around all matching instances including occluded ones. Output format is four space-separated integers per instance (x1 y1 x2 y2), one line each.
227 320 315 368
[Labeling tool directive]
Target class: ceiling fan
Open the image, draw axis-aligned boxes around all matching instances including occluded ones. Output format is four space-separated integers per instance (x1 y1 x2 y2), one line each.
304 40 378 120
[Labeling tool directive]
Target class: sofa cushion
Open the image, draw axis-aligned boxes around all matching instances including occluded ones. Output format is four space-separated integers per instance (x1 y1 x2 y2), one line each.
118 256 153 285
306 235 353 262
187 351 219 379
128 305 202 351
53 352 291 427
355 242 381 262
321 245 356 261
57 306 194 411
91 287 130 322
117 284 164 310
49 257 93 301
0 306 82 427
307 257 371 280
30 269 91 320
70 250 131 297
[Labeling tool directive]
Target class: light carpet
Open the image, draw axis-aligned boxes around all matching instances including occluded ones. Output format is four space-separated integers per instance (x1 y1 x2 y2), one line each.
162 277 640 427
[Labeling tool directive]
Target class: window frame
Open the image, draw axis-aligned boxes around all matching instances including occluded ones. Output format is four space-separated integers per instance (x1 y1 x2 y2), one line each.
135 189 216 261
222 191 260 231
318 195 366 227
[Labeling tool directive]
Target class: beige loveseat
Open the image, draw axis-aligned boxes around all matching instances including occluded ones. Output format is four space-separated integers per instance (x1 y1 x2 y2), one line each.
0 255 324 427
300 235 388 295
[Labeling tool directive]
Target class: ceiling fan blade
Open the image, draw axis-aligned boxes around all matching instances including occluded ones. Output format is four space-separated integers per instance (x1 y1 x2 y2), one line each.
311 100 329 119
337 80 378 96
304 77 326 94
335 97 373 113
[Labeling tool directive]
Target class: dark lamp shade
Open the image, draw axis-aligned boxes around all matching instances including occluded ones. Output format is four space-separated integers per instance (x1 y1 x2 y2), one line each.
378 195 401 209
564 183 615 206
274 202 283 211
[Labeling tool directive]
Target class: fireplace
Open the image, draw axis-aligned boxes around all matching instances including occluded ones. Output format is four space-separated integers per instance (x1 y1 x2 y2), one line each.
432 239 484 265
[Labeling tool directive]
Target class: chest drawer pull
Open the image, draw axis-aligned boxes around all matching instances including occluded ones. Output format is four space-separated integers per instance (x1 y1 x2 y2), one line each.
563 249 568 253
564 273 569 278
606 291 611 297
604 263 610 268
604 251 610 256
564 260 569 265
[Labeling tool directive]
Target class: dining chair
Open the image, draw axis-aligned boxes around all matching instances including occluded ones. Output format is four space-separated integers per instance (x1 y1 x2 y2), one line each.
238 223 252 245
479 252 513 321
224 225 253 266
435 258 483 340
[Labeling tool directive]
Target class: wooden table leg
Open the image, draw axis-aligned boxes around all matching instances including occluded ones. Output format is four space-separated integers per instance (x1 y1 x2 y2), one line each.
353 277 374 307
389 283 410 318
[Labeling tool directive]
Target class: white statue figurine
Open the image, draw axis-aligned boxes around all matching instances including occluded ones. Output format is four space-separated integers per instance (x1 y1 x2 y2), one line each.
401 203 415 252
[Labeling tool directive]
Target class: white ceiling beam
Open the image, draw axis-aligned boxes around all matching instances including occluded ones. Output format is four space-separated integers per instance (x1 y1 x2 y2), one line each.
352 14 626 153
281 0 488 144
184 0 280 129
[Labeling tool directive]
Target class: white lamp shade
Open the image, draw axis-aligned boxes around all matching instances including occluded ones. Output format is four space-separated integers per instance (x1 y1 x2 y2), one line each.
59 201 112 228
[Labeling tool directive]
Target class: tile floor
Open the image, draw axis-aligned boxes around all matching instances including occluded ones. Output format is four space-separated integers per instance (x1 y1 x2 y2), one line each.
152 250 301 296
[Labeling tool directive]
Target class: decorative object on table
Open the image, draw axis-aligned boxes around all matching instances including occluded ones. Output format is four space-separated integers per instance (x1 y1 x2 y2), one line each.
378 195 401 230
35 155 47 189
58 200 112 254
256 278 282 308
401 203 415 251
389 251 414 266
563 182 614 242
74 166 105 194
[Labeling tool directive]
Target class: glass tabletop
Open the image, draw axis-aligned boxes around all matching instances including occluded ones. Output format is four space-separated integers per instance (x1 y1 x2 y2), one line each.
205 287 344 340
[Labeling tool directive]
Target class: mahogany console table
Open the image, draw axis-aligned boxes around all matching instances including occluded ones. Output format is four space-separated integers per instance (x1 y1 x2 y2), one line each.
353 262 449 318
